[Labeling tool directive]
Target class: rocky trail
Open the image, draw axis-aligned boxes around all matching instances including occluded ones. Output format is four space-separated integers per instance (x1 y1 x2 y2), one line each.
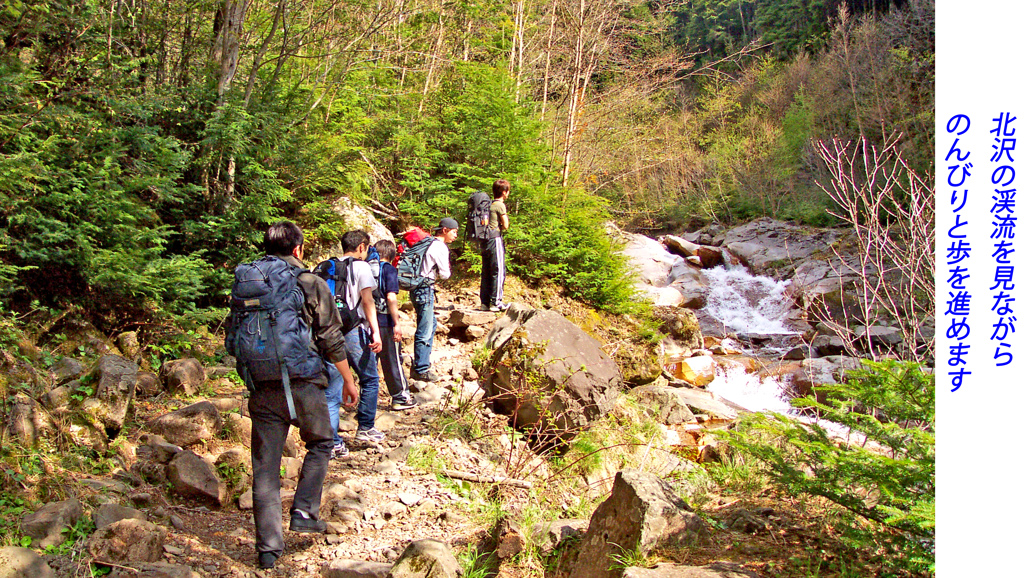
5 219 914 578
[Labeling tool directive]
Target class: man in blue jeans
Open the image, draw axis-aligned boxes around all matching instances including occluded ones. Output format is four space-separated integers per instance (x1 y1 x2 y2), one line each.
324 230 384 457
410 218 457 382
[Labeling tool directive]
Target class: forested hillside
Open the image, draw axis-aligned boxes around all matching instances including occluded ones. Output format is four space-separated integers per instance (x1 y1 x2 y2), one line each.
1 0 933 341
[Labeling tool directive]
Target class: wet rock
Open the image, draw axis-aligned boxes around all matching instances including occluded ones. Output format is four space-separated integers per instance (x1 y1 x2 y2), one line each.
388 539 460 578
323 559 392 578
696 246 726 268
569 470 708 578
21 498 83 548
485 304 621 438
93 503 147 529
667 269 710 309
0 546 56 578
672 356 715 387
662 235 700 257
532 519 588 555
167 450 227 507
146 401 223 447
160 358 206 396
88 518 166 565
811 334 846 357
90 355 140 437
782 345 810 360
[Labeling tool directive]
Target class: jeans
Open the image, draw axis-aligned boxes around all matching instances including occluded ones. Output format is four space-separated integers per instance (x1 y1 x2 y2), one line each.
249 380 332 557
379 324 411 402
411 285 436 374
325 326 380 434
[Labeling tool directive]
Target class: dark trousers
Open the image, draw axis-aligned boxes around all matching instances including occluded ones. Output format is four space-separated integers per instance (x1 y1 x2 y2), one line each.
249 380 333 556
479 236 506 307
379 324 411 402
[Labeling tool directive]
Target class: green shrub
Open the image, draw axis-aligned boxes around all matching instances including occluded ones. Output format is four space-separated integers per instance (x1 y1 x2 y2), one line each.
723 359 934 574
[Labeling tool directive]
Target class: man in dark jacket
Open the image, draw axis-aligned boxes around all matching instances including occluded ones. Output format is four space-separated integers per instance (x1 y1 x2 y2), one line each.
225 221 357 570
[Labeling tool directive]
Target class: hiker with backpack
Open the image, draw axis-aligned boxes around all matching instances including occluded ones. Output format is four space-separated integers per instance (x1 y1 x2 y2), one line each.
374 239 417 410
225 221 358 570
315 230 386 458
398 217 458 383
471 179 511 311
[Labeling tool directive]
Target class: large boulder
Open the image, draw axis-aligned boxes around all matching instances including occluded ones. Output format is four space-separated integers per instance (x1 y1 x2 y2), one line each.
324 197 394 257
0 547 56 578
87 518 166 565
167 451 227 507
146 401 223 447
21 498 84 548
160 358 206 396
484 304 621 438
388 539 460 578
569 470 708 578
720 219 841 275
88 355 139 437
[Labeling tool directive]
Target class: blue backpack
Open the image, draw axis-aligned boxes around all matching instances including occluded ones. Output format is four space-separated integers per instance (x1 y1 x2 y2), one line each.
311 257 363 332
226 256 324 420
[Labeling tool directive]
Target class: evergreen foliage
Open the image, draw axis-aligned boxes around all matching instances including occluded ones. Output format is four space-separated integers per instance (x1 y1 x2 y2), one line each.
723 360 935 574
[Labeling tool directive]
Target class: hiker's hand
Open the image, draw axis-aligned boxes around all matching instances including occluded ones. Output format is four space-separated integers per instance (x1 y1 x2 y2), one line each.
342 378 359 408
393 327 403 342
369 331 382 353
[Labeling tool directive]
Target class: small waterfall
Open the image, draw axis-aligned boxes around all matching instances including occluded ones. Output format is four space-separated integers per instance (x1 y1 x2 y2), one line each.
701 265 796 335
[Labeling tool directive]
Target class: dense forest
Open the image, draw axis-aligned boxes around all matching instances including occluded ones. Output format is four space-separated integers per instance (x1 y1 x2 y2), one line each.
0 0 934 342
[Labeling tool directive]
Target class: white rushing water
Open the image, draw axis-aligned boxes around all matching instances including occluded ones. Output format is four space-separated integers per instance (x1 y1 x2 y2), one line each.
701 265 797 335
696 265 857 439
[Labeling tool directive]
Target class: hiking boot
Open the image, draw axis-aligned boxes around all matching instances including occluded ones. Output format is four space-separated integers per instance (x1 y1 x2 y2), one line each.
331 441 349 459
355 427 386 443
258 552 280 569
495 302 510 311
410 369 440 383
488 305 501 312
289 510 326 533
392 397 419 411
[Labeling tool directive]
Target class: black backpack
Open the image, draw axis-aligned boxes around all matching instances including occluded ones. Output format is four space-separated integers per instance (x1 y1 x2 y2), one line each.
311 257 364 332
397 237 436 291
466 191 494 241
226 256 324 420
